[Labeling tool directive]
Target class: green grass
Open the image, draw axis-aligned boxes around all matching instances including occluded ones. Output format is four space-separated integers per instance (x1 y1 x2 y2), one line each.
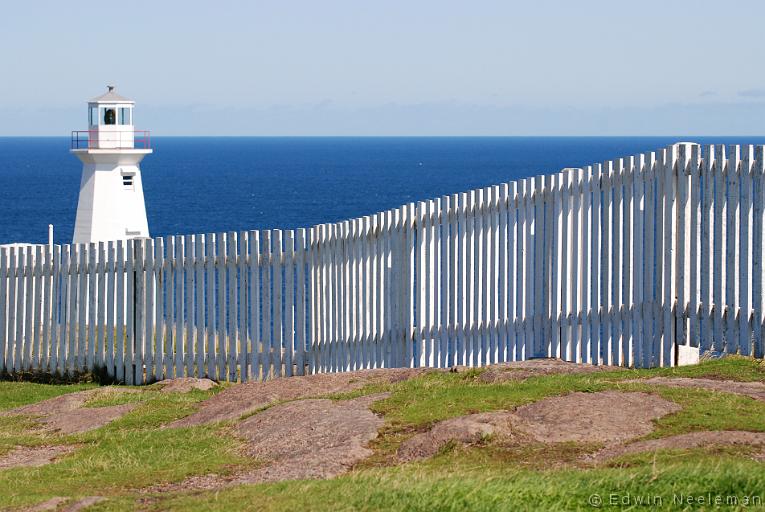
371 370 608 427
2 356 765 511
0 381 95 411
618 383 765 438
143 447 765 511
0 386 251 509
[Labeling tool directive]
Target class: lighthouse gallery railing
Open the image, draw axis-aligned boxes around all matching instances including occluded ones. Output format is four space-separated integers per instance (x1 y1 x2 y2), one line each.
71 130 151 150
0 143 763 383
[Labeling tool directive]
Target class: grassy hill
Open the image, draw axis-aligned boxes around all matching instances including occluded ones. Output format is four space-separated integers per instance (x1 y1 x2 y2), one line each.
0 357 764 511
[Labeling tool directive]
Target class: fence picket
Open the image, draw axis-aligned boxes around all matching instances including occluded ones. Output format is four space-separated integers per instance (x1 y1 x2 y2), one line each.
402 205 412 367
376 212 386 368
517 182 527 361
457 193 468 366
227 232 238 381
569 170 581 363
469 190 479 366
144 239 154 381
0 248 7 373
124 241 135 384
238 231 249 380
95 242 106 370
712 145 725 353
612 160 623 366
48 246 60 374
725 146 739 354
632 157 645 367
115 242 124 381
171 236 183 377
753 145 765 358
497 187 508 364
296 229 306 375
206 233 216 379
164 237 175 379
22 247 34 371
8 248 19 372
184 235 195 378
688 146 700 355
486 189 497 365
284 230 294 377
249 231 261 379
601 162 612 366
700 146 714 354
134 240 146 384
579 167 590 364
262 231 272 378
384 211 395 368
508 183 518 361
447 195 458 367
155 238 165 381
479 190 489 366
557 172 568 361
196 234 206 378
76 244 87 372
217 233 228 379
740 147 753 355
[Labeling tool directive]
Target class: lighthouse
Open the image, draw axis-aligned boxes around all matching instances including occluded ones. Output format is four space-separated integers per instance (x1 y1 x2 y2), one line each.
71 86 152 244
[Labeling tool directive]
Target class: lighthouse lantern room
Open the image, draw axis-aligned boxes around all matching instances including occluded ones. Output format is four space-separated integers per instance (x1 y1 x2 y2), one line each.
71 86 152 244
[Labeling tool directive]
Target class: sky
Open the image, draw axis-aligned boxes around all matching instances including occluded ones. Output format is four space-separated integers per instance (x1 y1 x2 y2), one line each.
1 0 764 136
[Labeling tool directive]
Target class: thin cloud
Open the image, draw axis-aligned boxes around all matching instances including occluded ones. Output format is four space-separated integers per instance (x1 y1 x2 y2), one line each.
738 88 765 98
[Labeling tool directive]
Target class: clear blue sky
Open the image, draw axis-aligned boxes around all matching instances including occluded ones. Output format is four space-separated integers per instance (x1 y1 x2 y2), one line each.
1 0 763 135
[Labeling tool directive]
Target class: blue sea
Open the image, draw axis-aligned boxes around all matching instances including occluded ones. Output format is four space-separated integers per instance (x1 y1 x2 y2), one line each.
1 137 763 245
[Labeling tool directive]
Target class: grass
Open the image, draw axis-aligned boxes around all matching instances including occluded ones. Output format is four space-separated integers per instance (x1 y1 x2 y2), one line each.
370 370 607 427
145 448 765 512
1 356 764 510
0 381 95 411
0 385 251 509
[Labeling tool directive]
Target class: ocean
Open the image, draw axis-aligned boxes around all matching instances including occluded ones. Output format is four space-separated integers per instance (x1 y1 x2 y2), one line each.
1 136 763 245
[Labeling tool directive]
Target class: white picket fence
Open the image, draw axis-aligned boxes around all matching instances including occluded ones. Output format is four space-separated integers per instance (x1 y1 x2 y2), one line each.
1 143 763 383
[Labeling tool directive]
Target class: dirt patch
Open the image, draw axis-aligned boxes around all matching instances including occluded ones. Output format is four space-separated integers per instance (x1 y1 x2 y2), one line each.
39 404 136 435
4 391 93 416
463 358 611 383
168 362 613 428
3 388 138 434
4 387 137 416
584 430 765 465
20 497 68 512
627 377 765 401
147 393 388 493
59 496 105 512
167 368 426 428
0 445 77 470
157 378 218 393
398 391 681 462
20 496 105 512
511 391 680 443
235 392 388 481
398 412 516 461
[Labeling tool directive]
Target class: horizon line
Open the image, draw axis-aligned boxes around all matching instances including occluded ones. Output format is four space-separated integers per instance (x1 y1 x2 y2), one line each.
2 134 764 139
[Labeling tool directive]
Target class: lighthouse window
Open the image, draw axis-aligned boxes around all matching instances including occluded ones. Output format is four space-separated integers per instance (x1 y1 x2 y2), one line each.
118 107 131 125
122 174 134 189
103 108 116 125
89 106 98 126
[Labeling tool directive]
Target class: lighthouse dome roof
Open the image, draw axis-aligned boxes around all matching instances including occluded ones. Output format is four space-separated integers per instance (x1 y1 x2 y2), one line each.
89 86 134 104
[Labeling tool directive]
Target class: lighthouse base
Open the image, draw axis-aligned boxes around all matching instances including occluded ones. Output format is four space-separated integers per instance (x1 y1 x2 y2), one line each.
71 149 152 244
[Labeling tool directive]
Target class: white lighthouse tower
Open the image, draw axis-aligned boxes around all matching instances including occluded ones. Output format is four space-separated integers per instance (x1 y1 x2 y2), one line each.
71 86 152 244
